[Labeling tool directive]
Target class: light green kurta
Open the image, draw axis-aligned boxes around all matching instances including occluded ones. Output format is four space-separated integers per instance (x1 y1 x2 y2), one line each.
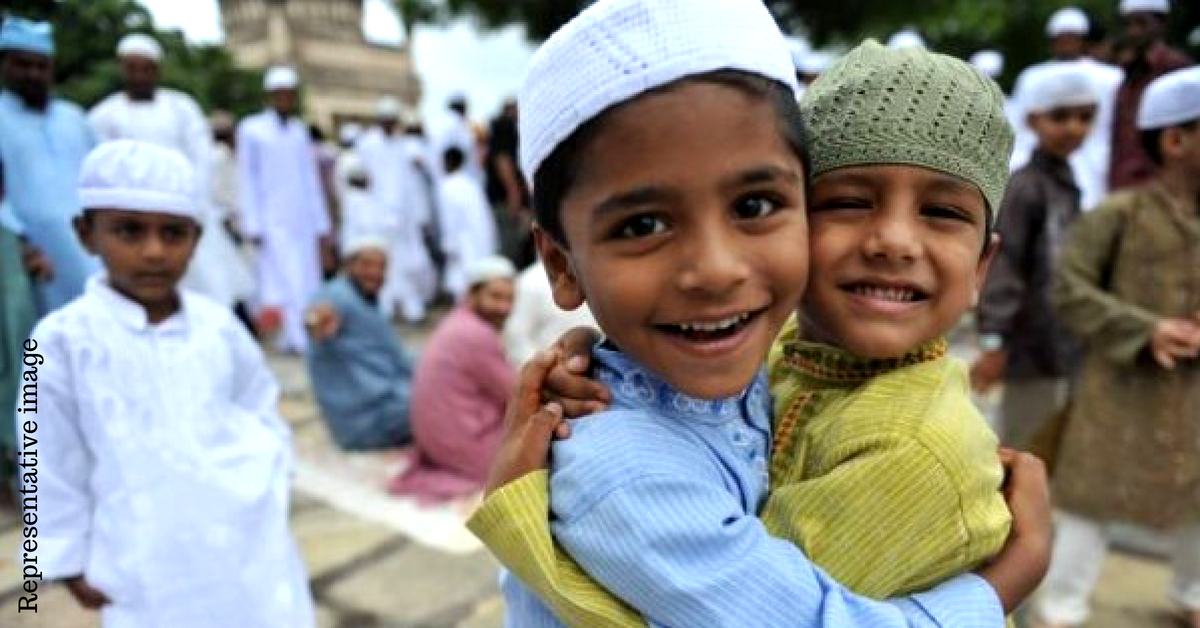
1 228 38 456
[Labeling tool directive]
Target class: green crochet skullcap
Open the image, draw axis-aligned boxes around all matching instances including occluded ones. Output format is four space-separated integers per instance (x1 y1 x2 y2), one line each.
800 39 1014 219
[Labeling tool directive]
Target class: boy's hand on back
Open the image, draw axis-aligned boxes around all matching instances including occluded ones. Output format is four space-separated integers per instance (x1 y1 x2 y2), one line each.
978 449 1051 614
544 326 610 417
485 350 570 496
65 576 110 610
1151 318 1200 369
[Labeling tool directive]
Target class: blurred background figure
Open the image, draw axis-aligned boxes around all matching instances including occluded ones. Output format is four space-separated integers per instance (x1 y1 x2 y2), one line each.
439 146 498 300
503 259 596 366
485 97 534 268
207 109 257 334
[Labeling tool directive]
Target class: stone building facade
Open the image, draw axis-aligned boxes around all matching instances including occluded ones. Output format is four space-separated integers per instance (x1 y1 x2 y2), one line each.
219 0 421 129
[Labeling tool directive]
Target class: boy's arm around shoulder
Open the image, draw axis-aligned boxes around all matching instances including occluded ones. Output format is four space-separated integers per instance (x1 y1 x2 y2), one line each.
761 361 1010 599
467 470 649 628
501 409 1006 628
23 315 94 580
1052 197 1158 363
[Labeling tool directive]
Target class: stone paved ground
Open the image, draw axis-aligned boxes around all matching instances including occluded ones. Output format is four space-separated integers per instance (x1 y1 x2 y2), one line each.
0 316 1186 627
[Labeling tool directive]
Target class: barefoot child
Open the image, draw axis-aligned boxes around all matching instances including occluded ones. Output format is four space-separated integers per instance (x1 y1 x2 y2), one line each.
22 140 315 628
466 2 1051 627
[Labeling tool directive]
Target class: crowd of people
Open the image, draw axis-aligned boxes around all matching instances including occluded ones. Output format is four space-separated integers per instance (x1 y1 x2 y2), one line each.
0 0 1196 627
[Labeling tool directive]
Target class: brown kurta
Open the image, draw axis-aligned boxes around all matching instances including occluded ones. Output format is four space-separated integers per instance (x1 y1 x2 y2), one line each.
1052 183 1200 528
1108 42 1191 191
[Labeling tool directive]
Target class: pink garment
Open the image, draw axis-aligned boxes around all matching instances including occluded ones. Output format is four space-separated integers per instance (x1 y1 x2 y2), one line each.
389 305 515 502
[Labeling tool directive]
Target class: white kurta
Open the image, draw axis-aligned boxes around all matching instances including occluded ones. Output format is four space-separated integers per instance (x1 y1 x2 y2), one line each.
355 127 436 320
207 141 256 304
237 110 330 351
23 275 314 628
434 112 483 182
1009 59 1123 211
503 260 597 365
438 170 498 299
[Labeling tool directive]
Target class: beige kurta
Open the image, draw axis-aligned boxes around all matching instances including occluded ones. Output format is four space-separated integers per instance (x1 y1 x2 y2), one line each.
1052 182 1200 529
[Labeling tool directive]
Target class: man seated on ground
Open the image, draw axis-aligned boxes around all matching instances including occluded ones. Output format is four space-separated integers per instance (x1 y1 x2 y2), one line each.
389 256 517 503
305 235 415 450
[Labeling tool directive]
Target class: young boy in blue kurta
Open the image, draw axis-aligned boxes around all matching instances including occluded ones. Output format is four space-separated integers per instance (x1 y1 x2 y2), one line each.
464 1 1051 628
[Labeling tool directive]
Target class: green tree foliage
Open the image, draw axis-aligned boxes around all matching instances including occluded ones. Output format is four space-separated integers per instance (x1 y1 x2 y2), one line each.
3 0 261 115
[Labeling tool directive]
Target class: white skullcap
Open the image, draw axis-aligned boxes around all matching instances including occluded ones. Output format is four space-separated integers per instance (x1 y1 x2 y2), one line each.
343 234 390 258
117 33 162 62
1120 0 1170 15
1046 7 1090 36
466 255 516 288
78 140 198 220
401 106 422 127
375 96 401 119
799 50 838 76
518 0 798 187
970 50 1004 79
1137 66 1200 130
1025 62 1099 113
339 122 362 145
785 36 811 70
887 30 926 50
264 66 299 91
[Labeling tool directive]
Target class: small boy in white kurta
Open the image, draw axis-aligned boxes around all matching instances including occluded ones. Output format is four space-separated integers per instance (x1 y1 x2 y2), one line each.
21 140 314 628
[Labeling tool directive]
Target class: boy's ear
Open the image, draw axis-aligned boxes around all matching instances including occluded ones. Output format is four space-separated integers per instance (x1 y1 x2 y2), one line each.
972 231 1001 307
72 214 98 255
532 225 585 311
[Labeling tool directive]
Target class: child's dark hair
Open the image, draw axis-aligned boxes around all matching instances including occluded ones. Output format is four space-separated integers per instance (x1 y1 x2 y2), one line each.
443 146 465 172
532 69 810 245
1140 119 1199 165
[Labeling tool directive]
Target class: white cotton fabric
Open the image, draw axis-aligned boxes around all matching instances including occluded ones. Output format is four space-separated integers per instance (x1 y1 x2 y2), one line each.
1119 0 1170 15
343 233 391 258
1137 66 1200 129
971 50 1004 79
439 169 499 298
518 0 798 186
1024 62 1099 113
264 66 299 91
1046 8 1090 36
116 33 162 61
24 274 314 628
503 260 597 365
339 122 362 146
376 96 401 119
78 140 197 219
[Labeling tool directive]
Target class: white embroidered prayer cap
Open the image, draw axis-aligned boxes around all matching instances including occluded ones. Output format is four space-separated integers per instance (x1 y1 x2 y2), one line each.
518 0 798 187
78 140 198 220
466 255 516 288
1119 0 1170 15
117 33 162 62
1137 66 1200 130
343 234 390 258
339 122 363 145
887 30 926 50
970 50 1004 79
785 36 811 70
264 65 300 91
1025 62 1099 113
1047 8 1090 36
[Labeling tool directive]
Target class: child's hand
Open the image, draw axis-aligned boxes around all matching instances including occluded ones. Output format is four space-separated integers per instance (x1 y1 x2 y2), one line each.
65 575 110 610
1151 318 1200 369
485 350 569 496
978 449 1051 614
544 326 610 417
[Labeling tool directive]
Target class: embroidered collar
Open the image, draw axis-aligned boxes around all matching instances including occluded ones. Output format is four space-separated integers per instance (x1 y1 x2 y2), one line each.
593 341 770 429
781 337 948 384
87 273 188 333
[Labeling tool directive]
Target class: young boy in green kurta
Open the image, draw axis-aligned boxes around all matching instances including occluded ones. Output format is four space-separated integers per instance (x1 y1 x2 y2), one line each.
470 40 1035 626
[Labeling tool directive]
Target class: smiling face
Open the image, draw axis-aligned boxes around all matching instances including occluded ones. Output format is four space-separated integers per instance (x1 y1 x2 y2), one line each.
75 209 200 323
536 80 809 400
801 165 997 359
347 248 388 298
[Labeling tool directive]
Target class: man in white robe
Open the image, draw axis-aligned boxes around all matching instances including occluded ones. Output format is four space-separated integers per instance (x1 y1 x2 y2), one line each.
88 34 254 308
28 140 314 628
356 97 436 321
1009 7 1123 210
435 92 483 181
237 66 331 352
438 146 498 299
